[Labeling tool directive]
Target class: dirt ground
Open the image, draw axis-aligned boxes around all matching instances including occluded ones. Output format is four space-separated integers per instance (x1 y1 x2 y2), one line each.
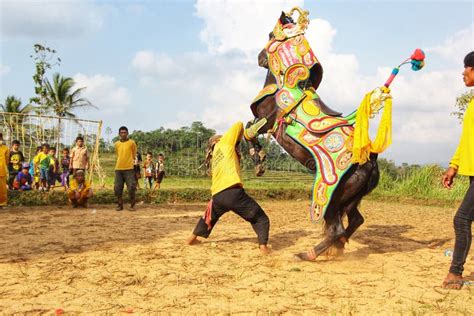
0 200 472 314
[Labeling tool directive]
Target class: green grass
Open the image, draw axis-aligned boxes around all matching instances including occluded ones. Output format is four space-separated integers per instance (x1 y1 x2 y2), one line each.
10 153 463 207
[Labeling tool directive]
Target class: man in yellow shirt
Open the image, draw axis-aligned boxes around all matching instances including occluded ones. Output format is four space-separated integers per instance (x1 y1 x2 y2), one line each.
0 133 9 208
67 170 93 208
186 122 271 254
441 51 474 289
114 126 137 211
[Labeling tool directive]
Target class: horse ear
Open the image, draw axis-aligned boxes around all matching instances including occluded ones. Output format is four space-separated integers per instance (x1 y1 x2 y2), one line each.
279 11 287 24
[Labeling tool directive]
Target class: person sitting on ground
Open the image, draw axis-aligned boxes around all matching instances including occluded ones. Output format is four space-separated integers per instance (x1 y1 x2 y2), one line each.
186 122 271 255
67 170 93 208
441 51 474 290
13 163 32 191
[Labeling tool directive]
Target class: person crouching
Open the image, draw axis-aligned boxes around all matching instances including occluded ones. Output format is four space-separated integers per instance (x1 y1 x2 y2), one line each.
186 122 271 254
68 170 93 208
13 163 32 191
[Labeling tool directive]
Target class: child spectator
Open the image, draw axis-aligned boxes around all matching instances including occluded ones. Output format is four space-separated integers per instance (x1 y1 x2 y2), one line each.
154 153 165 190
69 136 89 174
67 170 93 208
143 152 155 189
134 152 143 189
31 146 42 190
48 147 59 188
13 163 32 191
36 143 51 191
60 148 71 189
8 140 24 189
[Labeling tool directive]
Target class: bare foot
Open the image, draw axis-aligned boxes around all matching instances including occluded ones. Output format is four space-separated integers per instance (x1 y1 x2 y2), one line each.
442 273 464 290
186 234 201 245
259 245 271 255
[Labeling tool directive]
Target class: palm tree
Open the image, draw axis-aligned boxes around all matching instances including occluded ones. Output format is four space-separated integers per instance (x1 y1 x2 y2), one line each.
0 96 34 143
44 73 95 118
44 73 96 156
0 95 33 114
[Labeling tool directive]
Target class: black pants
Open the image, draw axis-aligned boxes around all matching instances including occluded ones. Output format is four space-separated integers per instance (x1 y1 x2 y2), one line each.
450 176 474 276
114 169 137 203
192 187 270 245
8 173 18 189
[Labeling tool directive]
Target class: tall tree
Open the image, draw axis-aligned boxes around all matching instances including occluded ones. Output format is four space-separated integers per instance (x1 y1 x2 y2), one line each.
29 44 61 111
44 73 94 118
43 73 95 156
0 96 34 143
452 90 474 122
0 95 32 114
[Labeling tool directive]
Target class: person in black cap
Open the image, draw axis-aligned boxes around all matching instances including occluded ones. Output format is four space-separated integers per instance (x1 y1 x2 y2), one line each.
441 51 474 289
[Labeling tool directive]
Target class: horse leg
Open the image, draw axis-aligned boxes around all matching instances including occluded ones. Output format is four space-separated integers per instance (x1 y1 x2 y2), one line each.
295 214 346 261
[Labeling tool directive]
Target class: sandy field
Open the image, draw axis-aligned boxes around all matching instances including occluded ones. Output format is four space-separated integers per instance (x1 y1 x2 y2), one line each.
0 199 472 314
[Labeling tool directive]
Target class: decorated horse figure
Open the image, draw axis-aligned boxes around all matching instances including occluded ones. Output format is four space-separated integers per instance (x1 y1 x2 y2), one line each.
244 7 425 261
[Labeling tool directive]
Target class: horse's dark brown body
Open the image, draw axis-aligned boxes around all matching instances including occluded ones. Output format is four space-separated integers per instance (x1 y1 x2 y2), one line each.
249 51 380 259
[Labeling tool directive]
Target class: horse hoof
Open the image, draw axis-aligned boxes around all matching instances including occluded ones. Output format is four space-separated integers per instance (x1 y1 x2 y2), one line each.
293 251 317 262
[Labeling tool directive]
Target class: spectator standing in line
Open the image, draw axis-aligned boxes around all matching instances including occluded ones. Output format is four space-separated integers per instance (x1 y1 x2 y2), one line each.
134 151 143 189
0 133 9 208
48 147 59 188
154 153 166 190
31 146 42 190
143 152 155 189
8 140 24 189
60 148 71 189
37 143 51 191
69 136 89 175
114 126 137 211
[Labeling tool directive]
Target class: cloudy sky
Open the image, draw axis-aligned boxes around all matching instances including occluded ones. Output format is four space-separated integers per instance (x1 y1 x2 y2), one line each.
1 0 473 164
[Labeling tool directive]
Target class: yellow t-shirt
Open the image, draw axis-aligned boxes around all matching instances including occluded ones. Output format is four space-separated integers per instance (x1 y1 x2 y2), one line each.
450 98 474 176
68 178 91 194
0 144 9 177
210 122 244 196
114 139 137 170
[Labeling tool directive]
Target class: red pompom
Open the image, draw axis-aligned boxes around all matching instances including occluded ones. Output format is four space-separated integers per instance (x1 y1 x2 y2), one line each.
411 49 425 61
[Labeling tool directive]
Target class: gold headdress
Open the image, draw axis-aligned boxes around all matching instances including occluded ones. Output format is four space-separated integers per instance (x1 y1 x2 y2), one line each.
272 7 310 41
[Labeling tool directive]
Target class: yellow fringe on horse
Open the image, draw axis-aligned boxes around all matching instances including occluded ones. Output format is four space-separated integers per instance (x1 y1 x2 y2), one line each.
351 87 392 164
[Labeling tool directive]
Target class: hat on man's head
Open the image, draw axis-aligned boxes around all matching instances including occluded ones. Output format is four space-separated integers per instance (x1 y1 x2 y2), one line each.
464 51 474 68
22 163 30 170
75 169 85 176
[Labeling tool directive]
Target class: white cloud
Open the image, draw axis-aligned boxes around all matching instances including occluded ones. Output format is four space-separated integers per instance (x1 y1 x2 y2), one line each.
0 64 10 76
0 0 104 38
195 0 303 56
131 50 185 78
131 0 471 164
428 23 474 64
73 73 131 114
